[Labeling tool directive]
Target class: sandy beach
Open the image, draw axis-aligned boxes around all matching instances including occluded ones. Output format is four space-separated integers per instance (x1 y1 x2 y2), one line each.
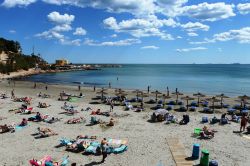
0 80 250 166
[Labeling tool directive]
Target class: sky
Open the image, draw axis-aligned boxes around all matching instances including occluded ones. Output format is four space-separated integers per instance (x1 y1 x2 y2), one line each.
0 0 250 64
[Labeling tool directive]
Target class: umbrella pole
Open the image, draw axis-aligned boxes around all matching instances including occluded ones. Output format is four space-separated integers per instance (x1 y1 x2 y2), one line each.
187 100 189 110
176 94 178 104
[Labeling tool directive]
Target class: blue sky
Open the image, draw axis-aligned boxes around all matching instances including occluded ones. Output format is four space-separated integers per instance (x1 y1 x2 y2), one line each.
1 0 250 64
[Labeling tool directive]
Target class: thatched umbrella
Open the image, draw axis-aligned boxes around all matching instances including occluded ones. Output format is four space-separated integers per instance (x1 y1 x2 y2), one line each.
172 91 183 103
207 96 220 115
151 90 162 101
162 94 171 108
193 92 205 105
181 96 195 110
138 92 149 102
132 89 143 101
216 93 229 108
96 90 108 100
237 95 250 108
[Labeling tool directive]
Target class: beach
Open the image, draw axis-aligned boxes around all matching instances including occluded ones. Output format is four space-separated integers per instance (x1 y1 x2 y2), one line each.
0 80 249 166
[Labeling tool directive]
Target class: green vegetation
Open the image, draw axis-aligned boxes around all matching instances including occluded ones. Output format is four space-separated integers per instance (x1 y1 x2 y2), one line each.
0 38 48 74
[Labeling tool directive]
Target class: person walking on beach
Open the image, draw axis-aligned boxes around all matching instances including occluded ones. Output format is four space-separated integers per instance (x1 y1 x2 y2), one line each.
45 85 48 90
110 101 114 112
93 85 96 92
240 115 249 132
101 138 108 163
167 86 169 96
11 89 15 99
147 85 150 93
109 82 111 88
78 85 81 91
34 82 37 89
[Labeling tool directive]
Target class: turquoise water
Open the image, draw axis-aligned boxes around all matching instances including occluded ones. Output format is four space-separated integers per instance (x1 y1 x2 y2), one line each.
23 64 250 96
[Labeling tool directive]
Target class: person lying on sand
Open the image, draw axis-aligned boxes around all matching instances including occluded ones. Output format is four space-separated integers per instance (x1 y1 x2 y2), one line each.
91 109 110 117
66 117 85 124
37 127 58 137
15 107 35 114
38 102 51 108
44 117 61 124
106 118 115 126
0 124 11 133
200 126 216 139
30 155 69 166
28 112 48 122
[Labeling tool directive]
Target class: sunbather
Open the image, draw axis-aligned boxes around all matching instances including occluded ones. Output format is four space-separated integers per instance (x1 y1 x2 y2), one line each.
106 118 115 126
66 117 85 124
44 117 61 124
200 126 215 139
0 124 11 133
220 113 229 124
38 102 51 108
37 127 58 137
19 118 28 126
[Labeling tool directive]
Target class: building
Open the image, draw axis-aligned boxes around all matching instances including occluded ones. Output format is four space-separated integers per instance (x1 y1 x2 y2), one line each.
55 59 69 66
0 51 9 64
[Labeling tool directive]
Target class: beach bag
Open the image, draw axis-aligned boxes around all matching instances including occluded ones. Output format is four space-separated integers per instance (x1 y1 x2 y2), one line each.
202 117 208 123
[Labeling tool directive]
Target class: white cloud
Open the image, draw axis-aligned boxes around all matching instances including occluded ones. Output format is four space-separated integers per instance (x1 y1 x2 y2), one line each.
52 24 72 32
191 27 250 44
110 34 117 38
9 30 16 34
237 3 250 15
73 27 87 36
141 45 159 49
84 38 141 46
176 47 207 52
181 2 235 21
156 0 188 17
1 0 37 8
181 22 209 32
47 11 75 25
103 16 174 40
187 32 198 37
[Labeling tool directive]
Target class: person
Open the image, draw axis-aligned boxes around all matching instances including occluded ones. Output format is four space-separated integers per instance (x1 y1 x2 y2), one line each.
93 85 96 92
179 114 190 125
78 85 81 91
201 126 215 138
110 101 114 112
106 118 114 126
11 89 15 99
79 92 83 97
167 86 169 96
101 138 108 163
45 85 48 90
35 112 42 121
240 115 249 132
220 113 229 124
34 82 36 89
147 86 150 93
19 118 28 126
108 82 111 88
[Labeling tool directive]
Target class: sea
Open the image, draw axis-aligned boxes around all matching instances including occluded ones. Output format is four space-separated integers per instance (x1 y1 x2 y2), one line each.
22 64 250 96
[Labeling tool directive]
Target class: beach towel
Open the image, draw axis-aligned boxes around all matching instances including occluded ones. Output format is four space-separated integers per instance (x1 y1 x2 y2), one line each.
85 145 98 154
15 125 28 131
113 145 128 154
68 97 78 102
60 138 72 146
29 156 52 166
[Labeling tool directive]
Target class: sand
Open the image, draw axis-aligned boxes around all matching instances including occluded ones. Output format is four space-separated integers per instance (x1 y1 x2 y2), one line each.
0 80 249 166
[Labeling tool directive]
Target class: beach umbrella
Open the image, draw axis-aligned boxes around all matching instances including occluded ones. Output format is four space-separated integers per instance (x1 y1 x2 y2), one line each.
96 90 108 100
172 91 183 103
161 94 171 108
181 96 195 110
238 95 250 108
193 92 205 105
151 90 162 101
216 93 229 108
207 96 220 115
132 89 143 101
138 92 149 102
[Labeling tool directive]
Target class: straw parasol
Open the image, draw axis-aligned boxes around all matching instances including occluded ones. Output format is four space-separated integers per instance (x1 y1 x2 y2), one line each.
132 89 143 101
96 88 108 100
181 96 195 110
161 94 171 107
207 96 220 115
193 92 205 105
151 90 162 101
216 93 229 108
138 92 149 102
172 91 183 103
